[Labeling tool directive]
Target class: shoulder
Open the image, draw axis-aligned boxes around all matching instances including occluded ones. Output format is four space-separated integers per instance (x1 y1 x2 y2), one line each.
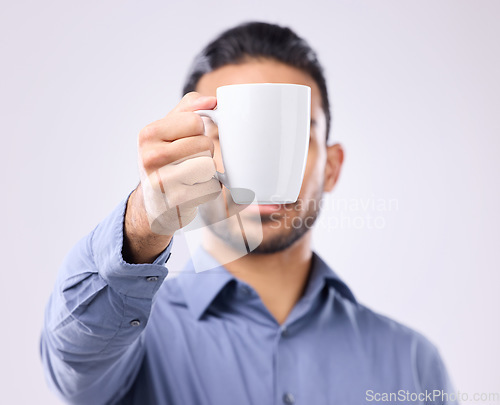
339 297 453 388
345 298 439 356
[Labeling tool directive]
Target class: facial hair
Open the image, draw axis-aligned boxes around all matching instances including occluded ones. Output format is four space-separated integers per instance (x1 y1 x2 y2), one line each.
198 180 324 255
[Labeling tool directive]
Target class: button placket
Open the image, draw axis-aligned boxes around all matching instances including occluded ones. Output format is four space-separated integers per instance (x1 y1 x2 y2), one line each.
275 322 298 405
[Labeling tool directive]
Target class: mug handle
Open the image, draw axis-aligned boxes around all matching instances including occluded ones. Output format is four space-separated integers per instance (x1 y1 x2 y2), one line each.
193 109 230 189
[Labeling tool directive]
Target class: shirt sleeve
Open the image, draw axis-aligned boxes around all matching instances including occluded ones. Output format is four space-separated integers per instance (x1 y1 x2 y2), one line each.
414 336 459 405
40 193 174 405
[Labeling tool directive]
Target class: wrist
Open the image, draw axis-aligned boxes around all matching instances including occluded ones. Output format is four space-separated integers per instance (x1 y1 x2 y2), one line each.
123 186 173 264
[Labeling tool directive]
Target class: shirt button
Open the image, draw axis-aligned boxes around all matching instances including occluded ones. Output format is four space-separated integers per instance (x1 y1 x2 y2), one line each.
281 326 289 337
146 276 158 282
130 319 141 327
282 392 295 404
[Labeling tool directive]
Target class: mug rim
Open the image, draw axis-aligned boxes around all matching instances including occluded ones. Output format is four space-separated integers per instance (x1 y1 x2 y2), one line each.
217 82 311 91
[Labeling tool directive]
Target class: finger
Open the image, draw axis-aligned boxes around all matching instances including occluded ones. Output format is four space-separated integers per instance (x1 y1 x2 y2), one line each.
173 92 217 113
141 136 214 170
157 156 217 186
166 179 222 207
168 135 215 160
139 112 207 145
178 156 218 185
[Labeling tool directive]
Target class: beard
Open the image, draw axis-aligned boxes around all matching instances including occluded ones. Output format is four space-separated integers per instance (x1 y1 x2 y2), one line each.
198 182 324 255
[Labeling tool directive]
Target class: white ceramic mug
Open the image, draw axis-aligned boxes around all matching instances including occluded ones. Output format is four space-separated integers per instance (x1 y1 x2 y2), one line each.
195 83 311 204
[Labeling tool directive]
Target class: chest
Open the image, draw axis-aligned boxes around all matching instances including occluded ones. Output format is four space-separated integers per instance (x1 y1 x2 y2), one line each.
130 305 418 405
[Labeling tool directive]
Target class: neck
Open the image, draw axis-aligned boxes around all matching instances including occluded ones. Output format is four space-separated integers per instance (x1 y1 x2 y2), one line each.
203 230 313 325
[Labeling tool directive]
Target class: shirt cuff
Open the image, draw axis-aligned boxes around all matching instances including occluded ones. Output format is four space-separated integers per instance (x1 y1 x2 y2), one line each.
91 192 174 299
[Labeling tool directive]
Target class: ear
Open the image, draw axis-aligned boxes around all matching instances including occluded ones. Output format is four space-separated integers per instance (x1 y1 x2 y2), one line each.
323 143 344 192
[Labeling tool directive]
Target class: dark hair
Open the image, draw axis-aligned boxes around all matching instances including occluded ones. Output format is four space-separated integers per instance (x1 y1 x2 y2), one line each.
182 22 331 141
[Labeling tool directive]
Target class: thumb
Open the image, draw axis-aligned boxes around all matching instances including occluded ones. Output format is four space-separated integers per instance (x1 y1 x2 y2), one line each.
174 92 217 113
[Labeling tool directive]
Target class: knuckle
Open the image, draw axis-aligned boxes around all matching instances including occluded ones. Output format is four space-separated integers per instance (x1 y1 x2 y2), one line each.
139 124 158 143
141 148 162 171
182 91 200 102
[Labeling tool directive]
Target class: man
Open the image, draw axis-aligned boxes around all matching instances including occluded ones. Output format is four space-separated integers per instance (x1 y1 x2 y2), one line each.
41 22 456 405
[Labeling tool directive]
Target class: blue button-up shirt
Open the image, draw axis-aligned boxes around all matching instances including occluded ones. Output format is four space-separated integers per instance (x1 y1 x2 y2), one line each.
41 197 456 405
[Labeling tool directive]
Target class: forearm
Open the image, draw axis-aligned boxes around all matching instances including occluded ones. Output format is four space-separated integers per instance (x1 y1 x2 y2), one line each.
41 195 173 404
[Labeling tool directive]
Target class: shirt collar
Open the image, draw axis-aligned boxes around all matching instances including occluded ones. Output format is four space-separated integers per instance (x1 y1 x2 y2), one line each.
175 247 236 320
307 252 357 304
176 247 356 320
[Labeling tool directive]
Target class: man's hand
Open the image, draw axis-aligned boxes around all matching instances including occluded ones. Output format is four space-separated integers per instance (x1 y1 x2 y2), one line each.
123 93 221 263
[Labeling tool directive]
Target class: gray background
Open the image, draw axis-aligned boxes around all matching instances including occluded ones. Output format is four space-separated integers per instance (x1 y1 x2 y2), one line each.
1 0 499 403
